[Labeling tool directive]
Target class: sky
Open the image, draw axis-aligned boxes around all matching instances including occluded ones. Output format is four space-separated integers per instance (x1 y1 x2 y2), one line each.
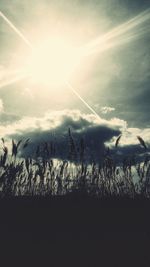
0 0 150 161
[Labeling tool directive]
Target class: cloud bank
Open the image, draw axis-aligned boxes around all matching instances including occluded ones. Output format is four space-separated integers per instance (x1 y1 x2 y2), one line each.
0 109 148 162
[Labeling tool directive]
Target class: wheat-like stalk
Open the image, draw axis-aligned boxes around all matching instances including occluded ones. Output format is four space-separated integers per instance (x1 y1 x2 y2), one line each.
137 136 147 149
115 134 122 147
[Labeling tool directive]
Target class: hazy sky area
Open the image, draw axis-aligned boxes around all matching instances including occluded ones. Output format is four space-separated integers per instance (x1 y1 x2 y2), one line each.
0 0 150 161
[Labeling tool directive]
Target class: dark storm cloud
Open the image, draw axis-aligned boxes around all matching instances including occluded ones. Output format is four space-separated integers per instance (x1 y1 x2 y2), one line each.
58 116 94 131
8 111 150 163
9 111 121 162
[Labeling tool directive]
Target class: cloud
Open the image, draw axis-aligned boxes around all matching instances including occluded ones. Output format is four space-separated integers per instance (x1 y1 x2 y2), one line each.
0 109 123 138
1 109 121 160
0 108 147 162
105 126 150 163
106 127 150 147
0 112 21 125
101 106 115 114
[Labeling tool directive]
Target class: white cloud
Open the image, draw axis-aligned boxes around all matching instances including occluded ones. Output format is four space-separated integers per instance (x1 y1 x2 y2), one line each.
106 127 150 148
101 106 115 114
0 109 122 138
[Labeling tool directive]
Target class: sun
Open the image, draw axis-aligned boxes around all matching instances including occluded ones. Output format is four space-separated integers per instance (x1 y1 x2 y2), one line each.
26 37 82 86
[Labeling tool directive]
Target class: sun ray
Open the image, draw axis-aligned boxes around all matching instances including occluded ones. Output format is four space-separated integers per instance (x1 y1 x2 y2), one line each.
0 10 32 49
1 8 150 121
83 9 150 56
0 68 26 80
86 26 150 56
0 10 102 119
66 82 101 121
0 75 27 90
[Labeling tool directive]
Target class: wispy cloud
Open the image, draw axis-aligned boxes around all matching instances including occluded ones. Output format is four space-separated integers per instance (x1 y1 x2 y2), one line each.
101 106 115 114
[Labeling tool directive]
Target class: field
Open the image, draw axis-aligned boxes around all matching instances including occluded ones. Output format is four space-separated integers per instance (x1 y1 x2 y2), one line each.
0 135 149 198
0 138 149 266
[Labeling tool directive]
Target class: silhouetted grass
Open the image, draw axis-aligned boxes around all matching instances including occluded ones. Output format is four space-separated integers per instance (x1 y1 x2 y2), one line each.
0 135 149 198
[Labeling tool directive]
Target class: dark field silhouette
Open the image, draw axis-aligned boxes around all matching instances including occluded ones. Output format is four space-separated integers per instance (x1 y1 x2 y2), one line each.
0 137 149 266
0 134 149 198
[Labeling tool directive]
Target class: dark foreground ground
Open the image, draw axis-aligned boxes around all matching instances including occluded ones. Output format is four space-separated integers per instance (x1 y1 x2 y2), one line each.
0 196 150 267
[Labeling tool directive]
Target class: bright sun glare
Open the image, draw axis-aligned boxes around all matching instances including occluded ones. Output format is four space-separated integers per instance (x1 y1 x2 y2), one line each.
0 8 149 123
26 37 82 86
